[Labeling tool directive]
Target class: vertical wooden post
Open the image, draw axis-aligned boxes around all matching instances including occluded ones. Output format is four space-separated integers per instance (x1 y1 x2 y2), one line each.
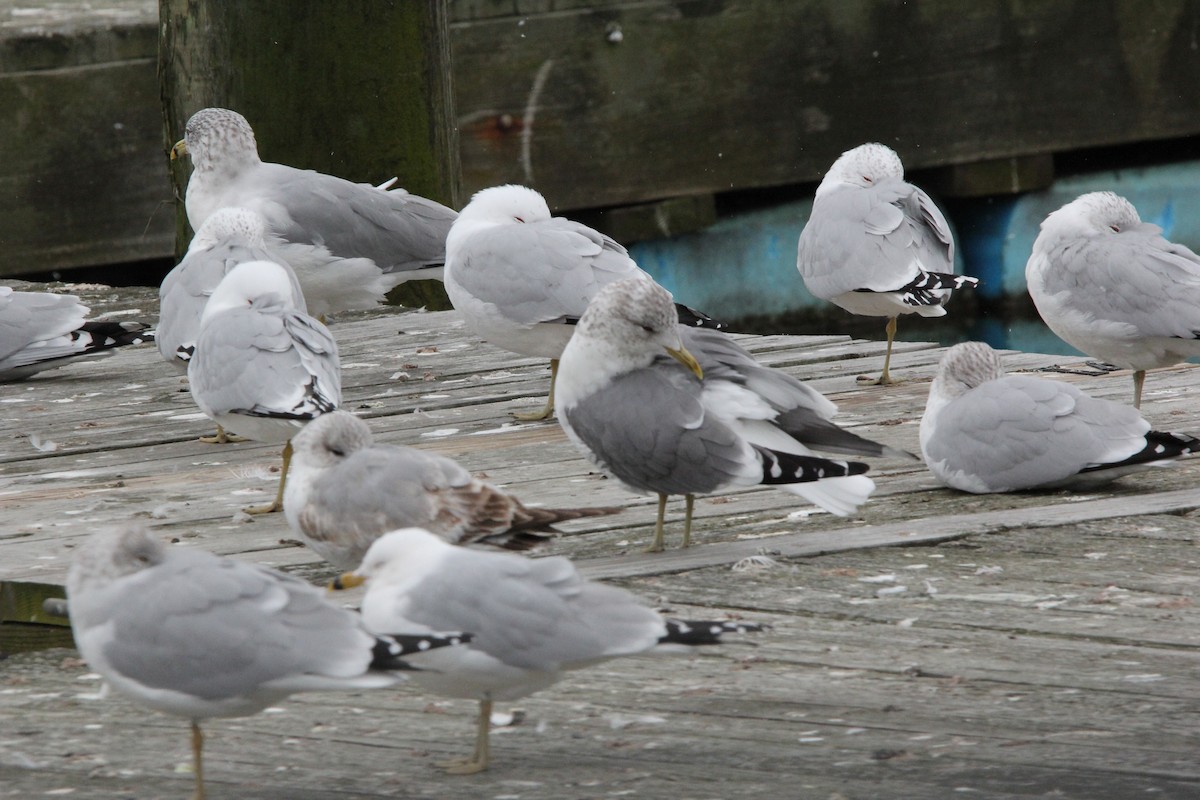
158 1 460 306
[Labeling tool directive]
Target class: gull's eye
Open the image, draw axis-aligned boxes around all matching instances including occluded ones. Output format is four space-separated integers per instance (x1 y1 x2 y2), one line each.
862 175 873 183
1109 224 1120 233
328 446 346 457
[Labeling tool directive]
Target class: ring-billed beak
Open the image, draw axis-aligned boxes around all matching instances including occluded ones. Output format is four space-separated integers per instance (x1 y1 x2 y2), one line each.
329 572 365 591
666 345 703 380
169 139 188 161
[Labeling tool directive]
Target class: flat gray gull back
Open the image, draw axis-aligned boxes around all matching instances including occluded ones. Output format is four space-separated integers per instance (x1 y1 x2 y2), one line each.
797 142 977 385
67 524 469 800
284 410 623 569
188 259 341 514
555 277 883 552
331 527 764 774
920 341 1199 493
1025 191 1200 408
171 107 457 312
444 183 724 421
0 287 150 382
158 207 307 375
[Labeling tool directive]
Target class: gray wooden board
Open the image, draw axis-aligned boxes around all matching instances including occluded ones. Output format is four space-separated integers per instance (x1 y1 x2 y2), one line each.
2 286 1200 798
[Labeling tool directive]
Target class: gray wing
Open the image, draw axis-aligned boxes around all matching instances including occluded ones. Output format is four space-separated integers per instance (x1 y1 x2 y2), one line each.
399 550 663 670
158 240 303 369
189 300 340 419
924 375 1149 492
0 288 87 362
798 178 954 299
248 163 457 273
97 549 376 700
1033 222 1200 341
451 218 645 326
564 360 753 495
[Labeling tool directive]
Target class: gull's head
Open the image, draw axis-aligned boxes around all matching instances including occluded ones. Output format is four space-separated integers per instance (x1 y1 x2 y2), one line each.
1041 191 1142 239
331 528 442 590
577 278 702 378
822 142 905 191
201 260 297 324
189 207 269 252
291 410 374 471
67 525 166 597
458 184 553 226
176 107 260 173
932 341 1005 401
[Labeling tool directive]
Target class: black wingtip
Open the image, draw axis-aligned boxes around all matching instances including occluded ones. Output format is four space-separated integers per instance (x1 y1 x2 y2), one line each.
675 303 729 331
658 619 768 646
370 631 474 670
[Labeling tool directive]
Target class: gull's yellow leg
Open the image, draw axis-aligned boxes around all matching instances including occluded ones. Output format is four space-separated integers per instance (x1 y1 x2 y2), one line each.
243 440 292 515
198 424 247 444
191 721 206 800
858 316 898 386
438 698 492 774
1133 369 1146 409
513 359 558 421
681 493 695 548
646 493 669 553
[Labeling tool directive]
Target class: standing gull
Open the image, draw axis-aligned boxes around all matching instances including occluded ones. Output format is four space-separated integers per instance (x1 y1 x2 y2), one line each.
331 527 764 774
797 143 978 385
1026 191 1200 408
444 184 724 421
920 341 1199 493
189 260 341 514
285 410 623 569
556 278 897 552
0 286 150 382
67 524 469 800
171 107 457 312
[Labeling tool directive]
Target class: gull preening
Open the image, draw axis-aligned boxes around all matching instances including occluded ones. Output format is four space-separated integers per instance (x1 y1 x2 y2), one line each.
921 341 1200 493
1026 191 1200 408
284 410 622 569
797 142 978 385
67 525 469 800
171 107 457 313
0 286 150 382
444 184 723 420
556 278 901 552
331 527 764 774
188 260 341 513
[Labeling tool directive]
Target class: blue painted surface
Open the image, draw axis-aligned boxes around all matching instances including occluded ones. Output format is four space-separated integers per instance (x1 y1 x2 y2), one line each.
630 160 1200 356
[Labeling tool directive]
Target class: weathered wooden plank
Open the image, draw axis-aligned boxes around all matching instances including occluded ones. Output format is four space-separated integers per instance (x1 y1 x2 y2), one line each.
450 0 1200 210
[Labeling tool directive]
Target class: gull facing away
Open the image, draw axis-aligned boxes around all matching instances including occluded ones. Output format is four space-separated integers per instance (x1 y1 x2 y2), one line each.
331 527 764 774
171 107 458 313
920 341 1199 493
1026 191 1200 408
284 410 623 569
444 184 724 421
158 208 307 393
0 286 150 382
556 278 903 552
67 525 470 800
797 143 978 385
188 260 341 514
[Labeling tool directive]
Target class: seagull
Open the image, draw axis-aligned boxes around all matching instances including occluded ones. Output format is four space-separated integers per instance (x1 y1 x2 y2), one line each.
444 184 724 421
284 410 623 569
920 341 1199 492
1026 191 1200 408
331 527 764 774
797 143 978 385
188 260 341 514
556 278 901 552
170 107 457 312
158 207 308 373
0 286 150 382
67 524 470 800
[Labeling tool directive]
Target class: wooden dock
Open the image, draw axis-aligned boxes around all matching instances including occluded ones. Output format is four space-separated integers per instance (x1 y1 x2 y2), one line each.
2 285 1200 799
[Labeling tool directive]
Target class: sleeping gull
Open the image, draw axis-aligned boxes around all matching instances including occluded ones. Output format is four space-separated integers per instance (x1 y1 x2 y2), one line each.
920 341 1199 493
331 527 764 773
0 286 150 382
159 207 307 377
797 143 978 385
444 184 724 420
1026 191 1200 408
284 410 623 569
188 260 341 514
171 107 457 312
556 278 900 552
67 524 470 800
